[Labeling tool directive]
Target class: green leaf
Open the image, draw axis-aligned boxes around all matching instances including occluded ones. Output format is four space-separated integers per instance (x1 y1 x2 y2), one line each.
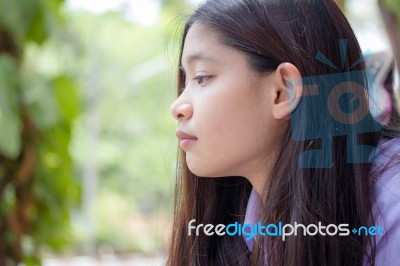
0 0 41 43
0 55 19 113
23 256 42 266
21 76 60 130
0 113 21 159
26 7 47 44
54 76 80 123
1 183 16 215
0 55 21 159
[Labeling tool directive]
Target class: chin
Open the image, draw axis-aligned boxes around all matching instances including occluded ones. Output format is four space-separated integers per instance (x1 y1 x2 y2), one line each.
187 163 228 178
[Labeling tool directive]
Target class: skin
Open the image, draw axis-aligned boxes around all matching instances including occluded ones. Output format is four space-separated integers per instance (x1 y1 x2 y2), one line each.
170 22 302 195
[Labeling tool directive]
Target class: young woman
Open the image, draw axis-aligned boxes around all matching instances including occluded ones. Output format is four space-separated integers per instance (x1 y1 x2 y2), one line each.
168 0 400 265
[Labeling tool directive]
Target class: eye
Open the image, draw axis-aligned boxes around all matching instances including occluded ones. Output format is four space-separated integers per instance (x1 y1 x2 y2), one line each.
193 75 211 85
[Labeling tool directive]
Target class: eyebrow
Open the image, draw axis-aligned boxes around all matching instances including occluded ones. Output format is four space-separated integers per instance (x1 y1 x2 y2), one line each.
180 52 219 70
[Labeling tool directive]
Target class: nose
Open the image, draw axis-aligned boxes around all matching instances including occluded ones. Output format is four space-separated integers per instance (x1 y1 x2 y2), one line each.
170 98 193 122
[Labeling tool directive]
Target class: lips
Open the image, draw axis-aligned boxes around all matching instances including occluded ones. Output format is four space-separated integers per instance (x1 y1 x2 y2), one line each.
176 130 197 140
176 130 198 149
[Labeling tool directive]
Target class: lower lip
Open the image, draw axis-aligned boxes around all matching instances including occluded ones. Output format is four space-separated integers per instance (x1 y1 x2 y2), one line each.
180 139 198 149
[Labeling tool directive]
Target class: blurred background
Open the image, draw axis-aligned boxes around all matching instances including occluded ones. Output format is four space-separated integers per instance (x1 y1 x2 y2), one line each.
0 0 399 265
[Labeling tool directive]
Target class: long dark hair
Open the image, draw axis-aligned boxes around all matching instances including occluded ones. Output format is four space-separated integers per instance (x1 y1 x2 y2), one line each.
167 0 399 265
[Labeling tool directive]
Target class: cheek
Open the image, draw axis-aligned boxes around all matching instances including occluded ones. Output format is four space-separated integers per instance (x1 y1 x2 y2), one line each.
187 86 271 177
198 93 247 146
203 88 267 146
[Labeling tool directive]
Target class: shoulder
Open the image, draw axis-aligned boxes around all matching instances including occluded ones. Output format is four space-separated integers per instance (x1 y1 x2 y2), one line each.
373 138 400 199
371 138 400 265
374 138 400 202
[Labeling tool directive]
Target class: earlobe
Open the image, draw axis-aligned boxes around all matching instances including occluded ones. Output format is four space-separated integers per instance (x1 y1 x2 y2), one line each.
272 63 303 120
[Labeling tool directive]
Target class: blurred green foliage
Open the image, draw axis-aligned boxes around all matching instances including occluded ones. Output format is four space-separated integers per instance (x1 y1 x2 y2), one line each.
0 0 80 264
384 0 400 20
1 0 192 259
66 5 188 253
0 0 211 260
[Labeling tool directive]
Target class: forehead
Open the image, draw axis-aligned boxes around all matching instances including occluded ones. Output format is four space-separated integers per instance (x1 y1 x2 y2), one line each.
181 22 230 67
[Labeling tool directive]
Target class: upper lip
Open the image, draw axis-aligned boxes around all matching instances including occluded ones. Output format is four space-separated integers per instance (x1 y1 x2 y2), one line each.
176 130 197 140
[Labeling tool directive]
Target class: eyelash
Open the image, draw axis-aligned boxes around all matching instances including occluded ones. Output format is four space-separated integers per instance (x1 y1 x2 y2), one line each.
193 75 211 85
181 71 212 90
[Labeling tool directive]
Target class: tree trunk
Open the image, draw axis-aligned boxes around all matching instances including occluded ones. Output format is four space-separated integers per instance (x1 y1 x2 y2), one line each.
0 25 37 265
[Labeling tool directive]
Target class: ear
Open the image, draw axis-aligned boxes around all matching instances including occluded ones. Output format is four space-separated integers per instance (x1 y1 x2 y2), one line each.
272 63 303 120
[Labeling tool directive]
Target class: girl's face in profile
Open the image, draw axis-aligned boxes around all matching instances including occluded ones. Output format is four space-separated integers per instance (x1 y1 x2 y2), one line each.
171 22 282 183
